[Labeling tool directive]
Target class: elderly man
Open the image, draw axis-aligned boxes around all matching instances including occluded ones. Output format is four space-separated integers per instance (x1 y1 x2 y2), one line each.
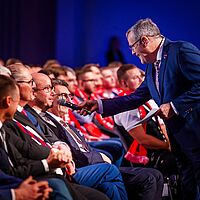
3 63 109 200
35 77 164 200
79 18 200 200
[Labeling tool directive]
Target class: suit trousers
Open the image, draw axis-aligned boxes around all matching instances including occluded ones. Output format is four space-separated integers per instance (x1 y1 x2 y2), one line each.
73 163 128 200
120 167 164 200
167 105 200 200
89 138 124 168
47 178 73 200
47 177 109 200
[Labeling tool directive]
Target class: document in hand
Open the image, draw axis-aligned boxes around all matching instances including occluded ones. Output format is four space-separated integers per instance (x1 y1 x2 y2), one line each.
132 107 160 128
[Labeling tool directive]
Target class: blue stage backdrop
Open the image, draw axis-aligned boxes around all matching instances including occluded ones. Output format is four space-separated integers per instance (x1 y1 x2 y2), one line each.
56 0 200 70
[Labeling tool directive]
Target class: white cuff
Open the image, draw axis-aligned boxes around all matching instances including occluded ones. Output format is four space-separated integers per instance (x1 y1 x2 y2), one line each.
41 159 49 172
170 102 179 115
97 99 103 114
11 189 15 200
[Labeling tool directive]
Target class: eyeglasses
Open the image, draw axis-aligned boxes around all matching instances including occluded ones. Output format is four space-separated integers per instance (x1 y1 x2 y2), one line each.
34 85 54 93
129 37 141 51
17 79 34 86
129 34 162 51
57 93 74 101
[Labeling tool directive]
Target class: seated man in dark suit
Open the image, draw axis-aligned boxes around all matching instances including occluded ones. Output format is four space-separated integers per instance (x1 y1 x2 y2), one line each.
0 70 109 200
27 72 164 200
0 75 74 200
5 63 126 200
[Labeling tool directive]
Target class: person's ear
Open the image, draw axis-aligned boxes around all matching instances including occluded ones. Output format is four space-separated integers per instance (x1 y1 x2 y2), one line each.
140 36 149 47
120 80 128 89
0 96 11 108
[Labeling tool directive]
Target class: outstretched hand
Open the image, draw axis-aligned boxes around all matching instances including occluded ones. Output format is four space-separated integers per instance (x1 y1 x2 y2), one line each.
78 100 99 116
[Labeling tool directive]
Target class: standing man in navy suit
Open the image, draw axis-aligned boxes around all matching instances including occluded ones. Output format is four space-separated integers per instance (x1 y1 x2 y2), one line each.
80 18 200 200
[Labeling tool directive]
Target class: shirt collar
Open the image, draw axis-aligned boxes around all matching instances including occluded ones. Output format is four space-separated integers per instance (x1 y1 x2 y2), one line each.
17 105 23 112
32 107 42 114
46 111 62 122
156 37 165 61
0 121 2 129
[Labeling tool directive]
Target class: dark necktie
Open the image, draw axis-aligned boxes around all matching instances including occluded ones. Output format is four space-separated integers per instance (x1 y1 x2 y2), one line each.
0 127 14 167
60 120 89 152
154 60 160 93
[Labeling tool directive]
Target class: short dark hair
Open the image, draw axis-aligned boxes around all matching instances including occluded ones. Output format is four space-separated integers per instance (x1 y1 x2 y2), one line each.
52 78 68 87
0 75 18 103
117 64 137 82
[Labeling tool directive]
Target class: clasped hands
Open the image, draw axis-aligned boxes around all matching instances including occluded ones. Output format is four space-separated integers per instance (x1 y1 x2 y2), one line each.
15 176 52 200
47 143 75 175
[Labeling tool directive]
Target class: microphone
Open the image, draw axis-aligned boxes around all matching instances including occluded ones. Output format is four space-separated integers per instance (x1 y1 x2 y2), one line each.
57 99 92 114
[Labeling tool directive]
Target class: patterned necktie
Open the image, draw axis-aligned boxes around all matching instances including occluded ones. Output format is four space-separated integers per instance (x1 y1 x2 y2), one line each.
60 120 89 152
154 60 160 93
0 127 14 167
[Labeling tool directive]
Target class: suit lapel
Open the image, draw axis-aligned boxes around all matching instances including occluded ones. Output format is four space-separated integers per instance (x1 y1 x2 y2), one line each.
14 111 49 143
158 39 171 103
147 38 171 105
15 111 40 134
147 64 160 103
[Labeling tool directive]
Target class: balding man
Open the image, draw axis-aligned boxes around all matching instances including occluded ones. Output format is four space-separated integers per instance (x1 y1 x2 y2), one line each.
4 63 109 200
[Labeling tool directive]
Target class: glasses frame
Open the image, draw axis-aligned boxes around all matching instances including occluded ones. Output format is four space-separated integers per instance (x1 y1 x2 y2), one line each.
56 93 74 100
129 34 162 51
17 79 34 86
129 37 141 51
34 85 55 93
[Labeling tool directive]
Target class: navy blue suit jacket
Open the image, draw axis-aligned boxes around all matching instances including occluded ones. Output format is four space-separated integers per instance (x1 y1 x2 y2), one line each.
0 170 22 200
102 38 200 153
40 112 104 168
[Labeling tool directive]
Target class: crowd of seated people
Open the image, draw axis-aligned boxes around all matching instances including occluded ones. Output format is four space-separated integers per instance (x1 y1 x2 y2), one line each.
0 58 182 199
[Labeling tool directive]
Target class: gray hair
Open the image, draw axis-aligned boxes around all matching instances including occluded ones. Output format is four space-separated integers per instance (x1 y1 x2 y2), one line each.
7 63 30 81
0 66 12 77
126 18 160 41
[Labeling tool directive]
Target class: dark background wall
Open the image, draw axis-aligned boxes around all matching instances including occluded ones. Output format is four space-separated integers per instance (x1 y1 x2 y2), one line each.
1 0 200 70
0 0 56 65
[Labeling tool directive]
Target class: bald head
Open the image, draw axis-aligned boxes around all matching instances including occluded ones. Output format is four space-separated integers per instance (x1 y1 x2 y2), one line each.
32 73 52 88
30 73 54 111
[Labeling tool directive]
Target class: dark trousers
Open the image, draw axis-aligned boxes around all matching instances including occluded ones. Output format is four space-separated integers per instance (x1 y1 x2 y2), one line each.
167 105 200 200
120 167 164 200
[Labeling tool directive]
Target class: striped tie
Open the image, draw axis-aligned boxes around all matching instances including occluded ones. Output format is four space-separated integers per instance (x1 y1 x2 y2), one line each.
154 60 160 93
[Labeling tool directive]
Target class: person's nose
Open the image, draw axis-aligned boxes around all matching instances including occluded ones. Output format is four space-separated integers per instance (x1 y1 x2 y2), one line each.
51 89 56 96
132 49 136 55
138 76 143 83
32 81 36 88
